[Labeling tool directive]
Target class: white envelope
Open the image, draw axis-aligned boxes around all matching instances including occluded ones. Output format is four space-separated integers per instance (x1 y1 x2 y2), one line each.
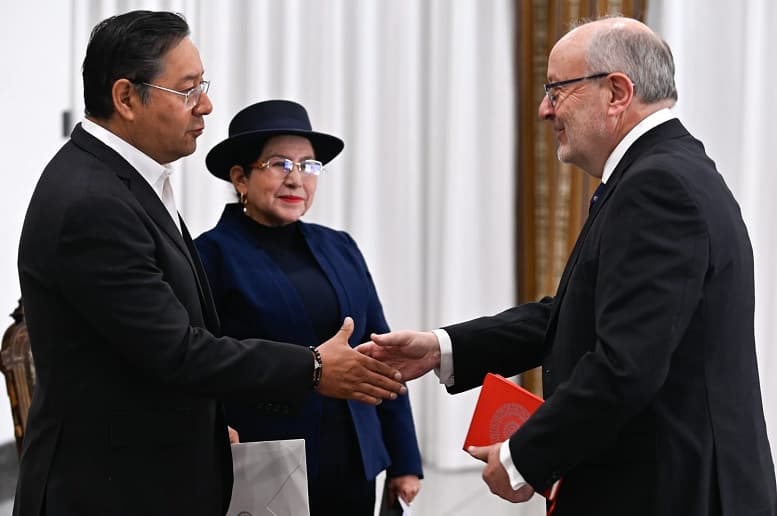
226 439 310 516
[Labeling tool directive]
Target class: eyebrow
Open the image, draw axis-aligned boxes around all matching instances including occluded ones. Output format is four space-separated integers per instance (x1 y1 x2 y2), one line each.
175 71 205 87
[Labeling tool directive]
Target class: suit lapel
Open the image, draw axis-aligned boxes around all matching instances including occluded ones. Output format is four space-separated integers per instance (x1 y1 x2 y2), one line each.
71 125 190 256
545 119 690 335
70 124 220 333
180 220 221 334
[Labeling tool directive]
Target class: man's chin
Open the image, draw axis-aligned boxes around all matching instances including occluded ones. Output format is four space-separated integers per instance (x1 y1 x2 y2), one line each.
180 141 198 158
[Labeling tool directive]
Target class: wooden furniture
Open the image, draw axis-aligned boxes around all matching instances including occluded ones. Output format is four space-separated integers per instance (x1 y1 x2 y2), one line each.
0 300 35 456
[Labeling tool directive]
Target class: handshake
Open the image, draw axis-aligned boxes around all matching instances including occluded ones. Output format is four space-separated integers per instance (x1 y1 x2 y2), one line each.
315 317 441 404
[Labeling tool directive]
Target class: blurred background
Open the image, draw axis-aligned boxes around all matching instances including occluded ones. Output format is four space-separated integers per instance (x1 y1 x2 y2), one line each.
1 1 775 514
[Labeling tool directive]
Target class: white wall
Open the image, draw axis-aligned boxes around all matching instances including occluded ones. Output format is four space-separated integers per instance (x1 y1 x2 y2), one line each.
0 0 72 444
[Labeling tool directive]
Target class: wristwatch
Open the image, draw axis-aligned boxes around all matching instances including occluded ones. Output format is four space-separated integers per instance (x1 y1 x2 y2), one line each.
309 346 323 390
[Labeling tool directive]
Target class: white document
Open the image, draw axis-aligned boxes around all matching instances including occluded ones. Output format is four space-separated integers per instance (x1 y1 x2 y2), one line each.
226 439 309 516
399 496 412 515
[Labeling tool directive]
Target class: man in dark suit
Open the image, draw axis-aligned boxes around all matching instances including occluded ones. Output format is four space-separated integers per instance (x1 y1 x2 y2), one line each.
359 16 776 516
14 11 405 516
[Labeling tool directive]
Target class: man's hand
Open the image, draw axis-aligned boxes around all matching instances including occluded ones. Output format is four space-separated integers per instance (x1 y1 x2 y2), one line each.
317 317 407 405
468 444 535 503
356 330 441 382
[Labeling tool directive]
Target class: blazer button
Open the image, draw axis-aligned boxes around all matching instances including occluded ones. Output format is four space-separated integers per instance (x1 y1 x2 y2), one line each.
544 368 551 375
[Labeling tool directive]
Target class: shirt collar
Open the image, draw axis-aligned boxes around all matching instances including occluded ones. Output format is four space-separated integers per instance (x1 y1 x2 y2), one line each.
601 108 676 184
81 117 174 196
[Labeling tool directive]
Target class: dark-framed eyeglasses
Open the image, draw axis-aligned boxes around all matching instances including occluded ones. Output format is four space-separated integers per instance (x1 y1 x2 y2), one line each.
140 80 210 108
252 158 324 177
543 73 609 107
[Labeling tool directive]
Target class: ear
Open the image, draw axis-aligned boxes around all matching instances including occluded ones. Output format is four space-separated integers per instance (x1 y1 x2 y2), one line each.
112 78 138 121
229 165 248 192
606 72 634 115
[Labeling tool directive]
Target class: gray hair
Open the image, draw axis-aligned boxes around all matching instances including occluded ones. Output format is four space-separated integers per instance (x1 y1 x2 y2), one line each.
584 23 678 104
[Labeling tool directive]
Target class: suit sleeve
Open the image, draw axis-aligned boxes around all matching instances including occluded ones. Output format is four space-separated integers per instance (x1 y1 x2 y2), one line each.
508 168 709 493
442 297 553 393
55 192 313 402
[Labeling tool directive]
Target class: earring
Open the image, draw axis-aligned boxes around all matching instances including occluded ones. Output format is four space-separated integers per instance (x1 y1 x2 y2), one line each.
239 192 248 214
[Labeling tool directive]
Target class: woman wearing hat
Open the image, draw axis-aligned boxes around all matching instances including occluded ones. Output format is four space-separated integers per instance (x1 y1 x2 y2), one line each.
195 100 422 514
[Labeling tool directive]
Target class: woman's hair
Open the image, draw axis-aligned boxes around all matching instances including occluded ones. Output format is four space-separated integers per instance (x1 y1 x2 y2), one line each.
82 10 190 119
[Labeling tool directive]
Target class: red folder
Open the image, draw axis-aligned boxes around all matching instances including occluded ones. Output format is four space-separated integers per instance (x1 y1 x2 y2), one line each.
464 373 561 506
463 373 544 450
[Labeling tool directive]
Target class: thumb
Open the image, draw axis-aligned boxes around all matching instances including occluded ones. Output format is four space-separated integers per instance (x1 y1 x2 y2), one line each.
337 316 355 343
370 331 396 346
467 445 489 463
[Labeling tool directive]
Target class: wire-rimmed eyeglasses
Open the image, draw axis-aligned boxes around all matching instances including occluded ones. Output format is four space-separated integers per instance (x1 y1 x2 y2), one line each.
543 73 609 107
252 158 324 177
140 80 210 108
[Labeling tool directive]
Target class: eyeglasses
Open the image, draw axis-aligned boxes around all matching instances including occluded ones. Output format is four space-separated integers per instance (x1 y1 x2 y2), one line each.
543 73 609 107
140 80 210 108
252 158 324 177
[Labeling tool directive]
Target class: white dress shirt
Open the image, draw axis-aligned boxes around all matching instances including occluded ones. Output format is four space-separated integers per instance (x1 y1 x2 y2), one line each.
81 118 181 233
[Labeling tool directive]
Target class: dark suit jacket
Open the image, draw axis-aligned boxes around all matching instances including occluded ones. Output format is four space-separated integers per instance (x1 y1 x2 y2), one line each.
194 205 423 481
15 124 314 516
444 119 777 516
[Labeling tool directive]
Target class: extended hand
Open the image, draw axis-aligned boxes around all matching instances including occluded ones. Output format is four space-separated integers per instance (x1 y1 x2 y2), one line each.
356 330 441 382
468 444 535 503
317 317 407 405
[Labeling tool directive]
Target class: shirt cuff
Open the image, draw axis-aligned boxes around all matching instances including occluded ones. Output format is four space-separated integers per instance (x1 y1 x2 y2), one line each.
431 329 455 387
499 440 526 490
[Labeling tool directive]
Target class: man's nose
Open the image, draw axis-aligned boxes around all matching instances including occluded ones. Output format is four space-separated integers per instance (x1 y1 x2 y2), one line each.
194 91 213 115
538 94 554 120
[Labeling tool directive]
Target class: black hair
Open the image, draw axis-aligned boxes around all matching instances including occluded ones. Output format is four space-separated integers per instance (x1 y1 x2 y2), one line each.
82 10 190 119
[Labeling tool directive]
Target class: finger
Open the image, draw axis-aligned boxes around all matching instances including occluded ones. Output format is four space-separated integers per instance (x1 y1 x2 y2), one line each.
361 351 403 380
354 342 375 356
403 491 417 504
467 445 489 462
370 331 404 347
343 351 406 395
399 487 417 504
355 379 400 401
337 316 354 342
350 391 382 406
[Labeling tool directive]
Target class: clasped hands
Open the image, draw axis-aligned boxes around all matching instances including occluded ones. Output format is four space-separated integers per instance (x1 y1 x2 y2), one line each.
315 320 444 404
315 317 408 405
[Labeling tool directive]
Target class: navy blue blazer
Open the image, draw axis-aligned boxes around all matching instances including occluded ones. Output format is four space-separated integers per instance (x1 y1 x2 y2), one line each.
195 204 423 480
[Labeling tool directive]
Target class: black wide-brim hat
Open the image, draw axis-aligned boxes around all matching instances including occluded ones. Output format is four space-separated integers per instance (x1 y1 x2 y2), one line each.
206 99 345 181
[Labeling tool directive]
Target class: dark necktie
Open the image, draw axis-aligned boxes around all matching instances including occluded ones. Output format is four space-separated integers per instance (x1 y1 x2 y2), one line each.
589 182 607 213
